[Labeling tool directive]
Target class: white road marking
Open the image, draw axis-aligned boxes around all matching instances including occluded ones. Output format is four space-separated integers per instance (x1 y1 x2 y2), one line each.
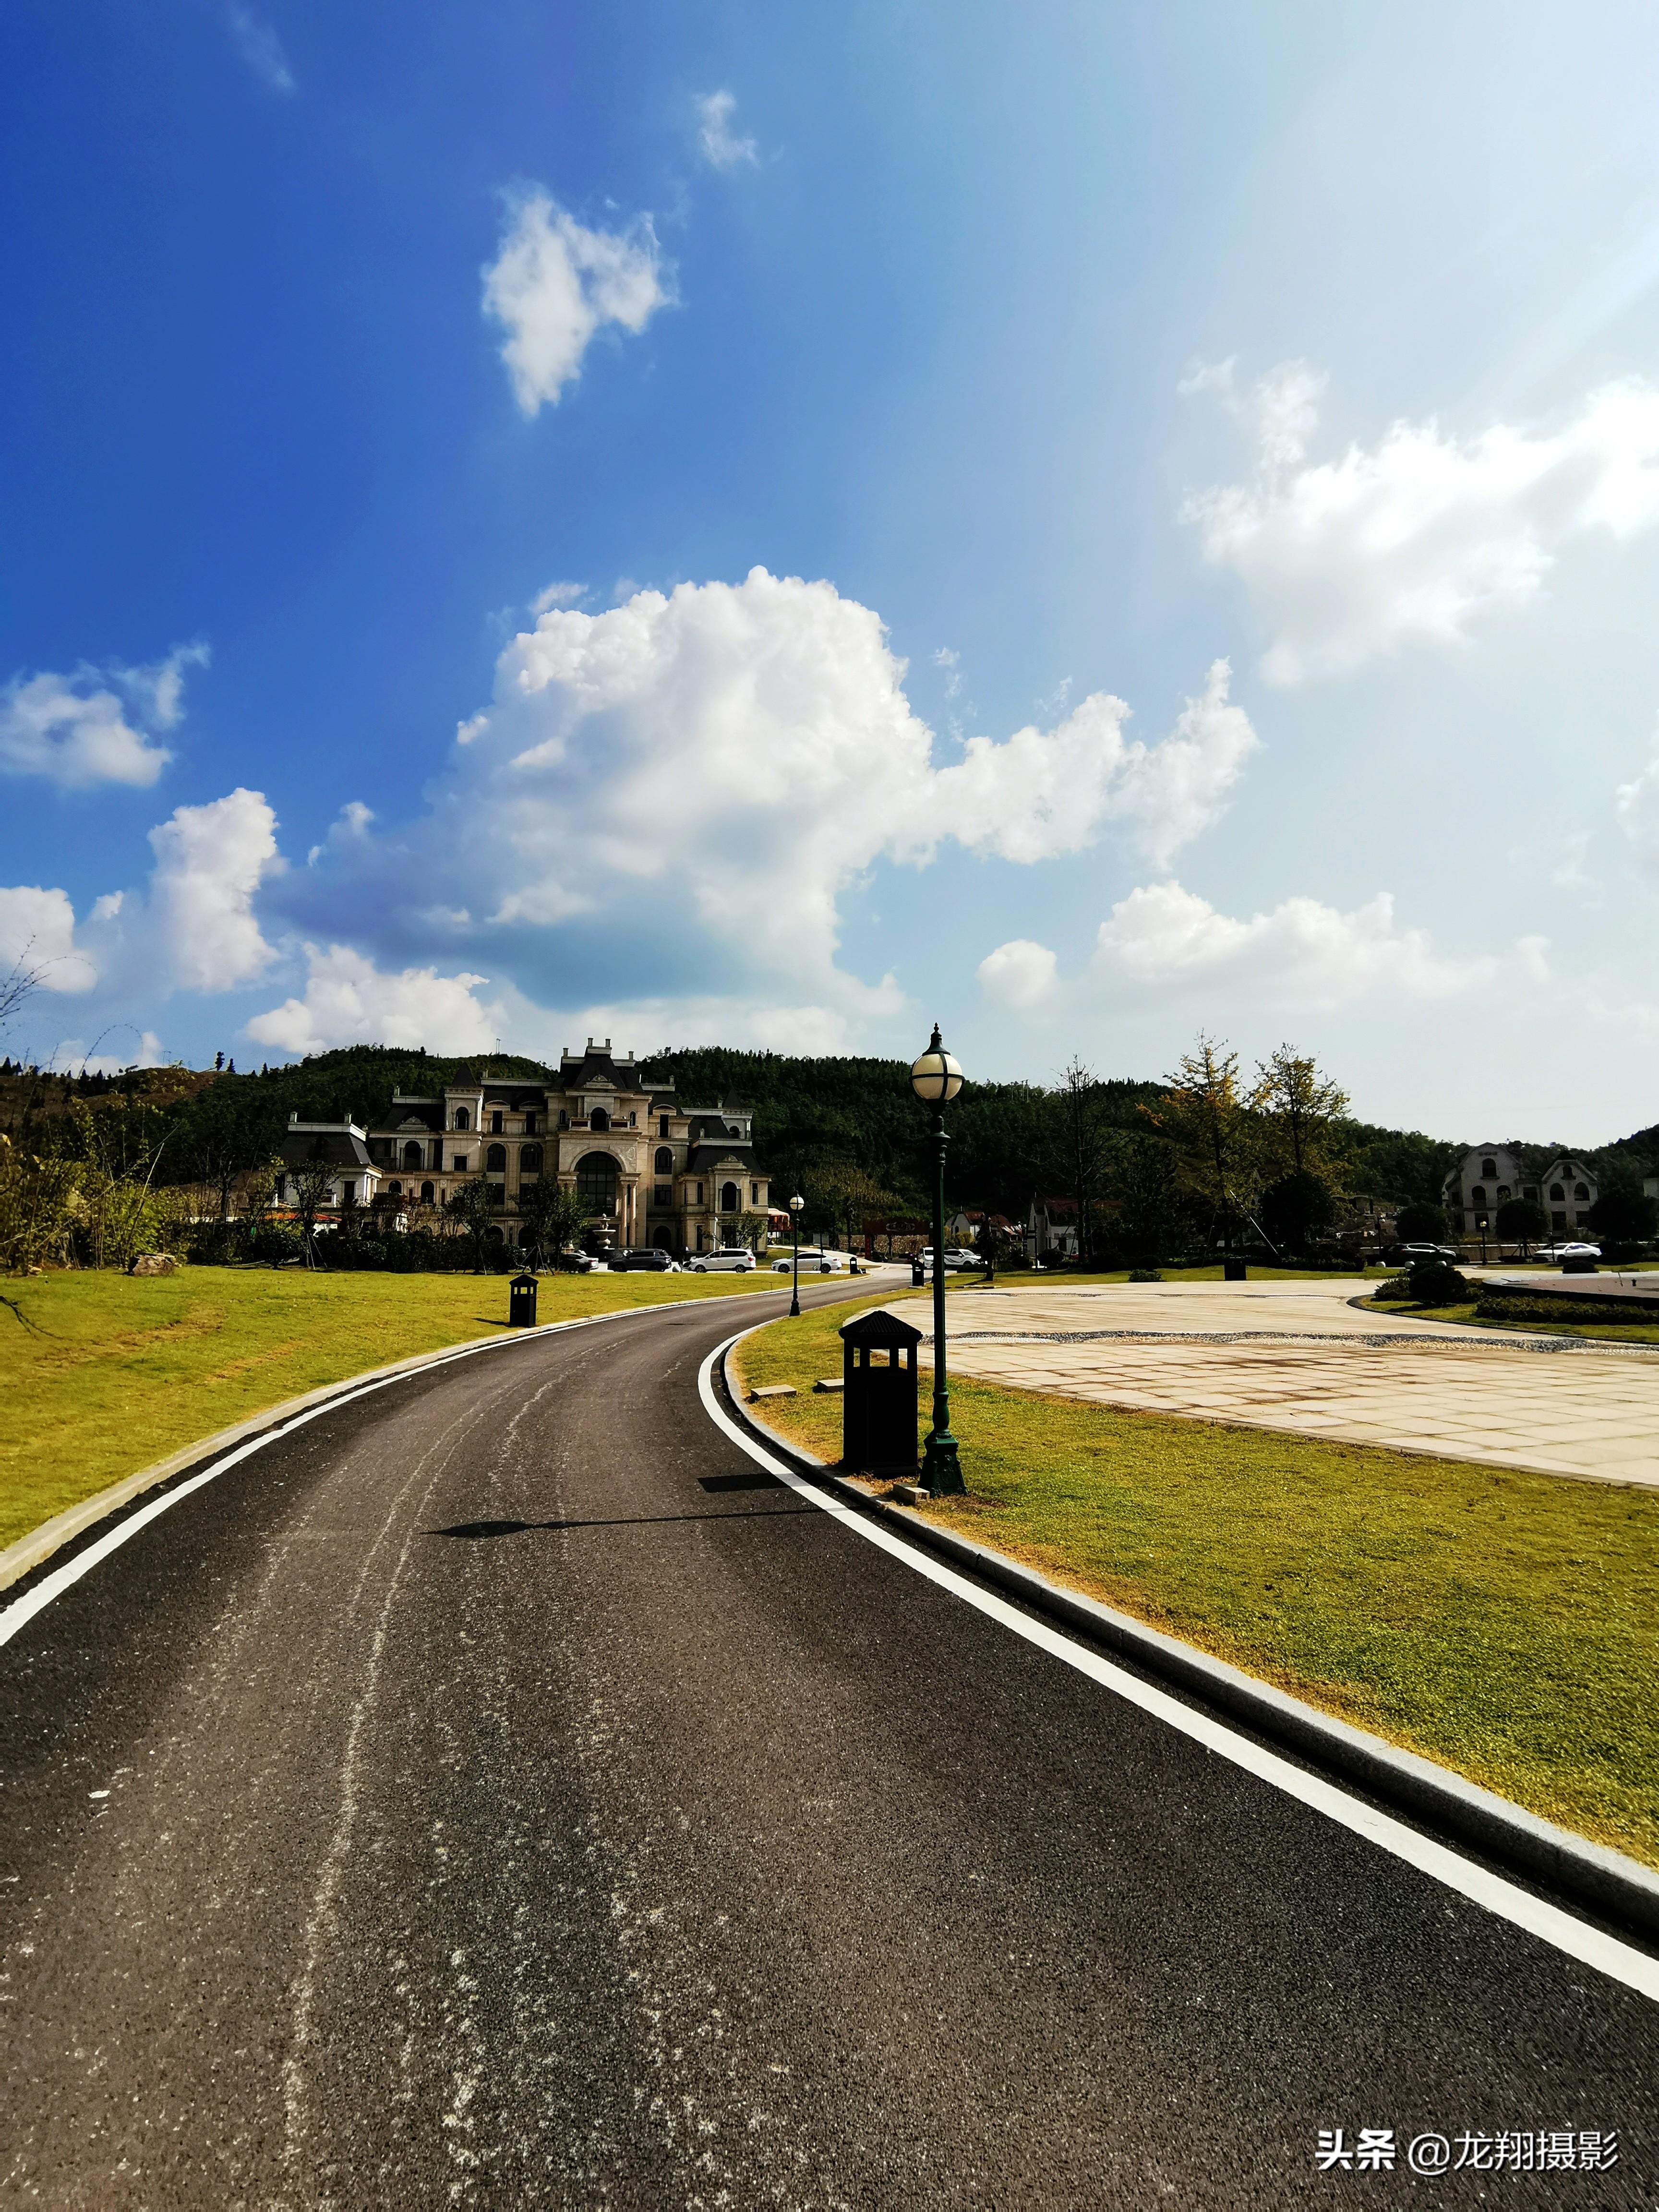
697 1328 1659 2007
0 1288 797 1653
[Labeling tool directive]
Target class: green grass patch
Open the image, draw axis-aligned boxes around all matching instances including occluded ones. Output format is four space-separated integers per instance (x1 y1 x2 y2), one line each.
733 1294 1659 1866
0 1265 786 1555
1362 1293 1659 1347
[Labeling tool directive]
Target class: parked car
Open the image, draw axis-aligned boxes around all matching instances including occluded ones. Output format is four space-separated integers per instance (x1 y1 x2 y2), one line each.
771 1248 842 1273
1382 1241 1462 1265
612 1249 678 1272
1533 1240 1602 1263
553 1246 597 1272
687 1249 757 1273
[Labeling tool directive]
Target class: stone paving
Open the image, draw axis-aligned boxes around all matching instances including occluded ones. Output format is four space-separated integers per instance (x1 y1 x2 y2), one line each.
897 1279 1659 1489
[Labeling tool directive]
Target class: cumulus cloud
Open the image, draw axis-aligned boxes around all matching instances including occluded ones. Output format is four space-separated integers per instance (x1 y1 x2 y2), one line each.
1089 881 1494 1004
247 944 498 1056
146 788 281 991
697 90 759 171
0 885 96 993
977 938 1058 1010
0 643 207 789
1617 725 1659 871
325 570 1254 1024
226 4 295 94
1183 368 1659 682
481 190 672 415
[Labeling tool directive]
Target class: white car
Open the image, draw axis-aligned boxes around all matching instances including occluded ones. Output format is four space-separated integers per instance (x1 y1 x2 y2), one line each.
771 1248 844 1274
1533 1240 1602 1262
687 1249 757 1273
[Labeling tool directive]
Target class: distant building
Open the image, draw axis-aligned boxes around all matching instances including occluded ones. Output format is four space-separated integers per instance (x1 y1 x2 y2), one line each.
1441 1144 1598 1235
1023 1196 1080 1263
279 1119 382 1212
281 1041 771 1255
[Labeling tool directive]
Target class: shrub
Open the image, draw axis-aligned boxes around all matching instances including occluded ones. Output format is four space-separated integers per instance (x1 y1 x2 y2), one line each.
1395 1200 1449 1243
1127 1266 1163 1283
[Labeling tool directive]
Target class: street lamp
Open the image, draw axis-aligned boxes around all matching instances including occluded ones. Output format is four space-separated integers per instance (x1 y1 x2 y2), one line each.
789 1192 805 1317
910 1023 966 1496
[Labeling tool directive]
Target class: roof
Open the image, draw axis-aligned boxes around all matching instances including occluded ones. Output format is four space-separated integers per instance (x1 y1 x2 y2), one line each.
689 1143 757 1172
840 1307 923 1347
281 1128 373 1170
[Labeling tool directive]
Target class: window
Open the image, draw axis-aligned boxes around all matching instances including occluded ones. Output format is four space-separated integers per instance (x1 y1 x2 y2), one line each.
576 1151 619 1215
421 1180 435 1202
1550 1183 1565 1202
486 1143 507 1172
453 1154 469 1173
1496 1185 1510 1202
340 1180 356 1205
525 1112 537 1135
695 1182 703 1204
1574 1181 1589 1201
721 1181 740 1214
660 1115 671 1137
403 1141 422 1168
491 1110 503 1135
1551 1208 1566 1227
1470 1185 1486 1206
653 1184 671 1207
454 1107 469 1130
558 1109 569 1129
590 1106 610 1132
655 1146 673 1173
520 1144 542 1176
1481 1156 1497 1178
388 1179 402 1198
750 1182 760 1204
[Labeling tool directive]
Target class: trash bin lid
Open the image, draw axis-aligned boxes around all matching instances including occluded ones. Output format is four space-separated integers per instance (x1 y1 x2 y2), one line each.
511 1269 538 1287
839 1307 923 1347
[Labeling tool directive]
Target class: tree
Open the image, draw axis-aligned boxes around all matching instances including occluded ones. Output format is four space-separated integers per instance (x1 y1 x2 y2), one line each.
287 1164 337 1266
1045 1057 1114 1264
1495 1196 1547 1251
1142 1035 1253 1250
444 1171 501 1271
517 1178 592 1265
1587 1182 1659 1245
1259 1169 1337 1253
1395 1200 1449 1243
1103 1134 1182 1265
0 947 43 1038
1251 1045 1350 1180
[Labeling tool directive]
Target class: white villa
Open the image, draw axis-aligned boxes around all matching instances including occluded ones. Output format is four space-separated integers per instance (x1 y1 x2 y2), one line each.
1441 1145 1599 1236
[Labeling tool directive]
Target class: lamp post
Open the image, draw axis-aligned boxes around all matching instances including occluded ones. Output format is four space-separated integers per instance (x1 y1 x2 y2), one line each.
910 1023 966 1496
789 1192 805 1317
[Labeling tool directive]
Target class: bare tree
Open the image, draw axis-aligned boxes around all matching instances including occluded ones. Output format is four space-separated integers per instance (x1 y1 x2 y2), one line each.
0 946 43 1038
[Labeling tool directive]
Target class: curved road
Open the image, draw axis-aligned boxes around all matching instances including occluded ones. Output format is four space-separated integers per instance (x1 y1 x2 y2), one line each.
1 1280 1655 2207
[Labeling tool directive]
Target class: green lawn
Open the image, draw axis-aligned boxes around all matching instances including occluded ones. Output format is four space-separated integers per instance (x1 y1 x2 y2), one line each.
733 1293 1659 1866
0 1265 785 1556
1366 1294 1659 1348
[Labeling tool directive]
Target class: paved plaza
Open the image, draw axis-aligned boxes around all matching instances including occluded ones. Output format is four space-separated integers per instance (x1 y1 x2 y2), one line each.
902 1278 1659 1489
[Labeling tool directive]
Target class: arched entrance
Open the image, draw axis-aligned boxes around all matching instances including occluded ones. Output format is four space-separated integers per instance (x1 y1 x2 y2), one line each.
576 1151 619 1221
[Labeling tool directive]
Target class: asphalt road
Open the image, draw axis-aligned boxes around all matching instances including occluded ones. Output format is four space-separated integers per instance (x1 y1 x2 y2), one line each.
1 1278 1655 2208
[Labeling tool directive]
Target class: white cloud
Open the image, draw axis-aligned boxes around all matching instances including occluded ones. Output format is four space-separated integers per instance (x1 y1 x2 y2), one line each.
531 580 587 613
147 788 280 991
226 5 295 94
977 939 1058 1010
247 944 498 1056
697 91 759 171
1088 880 1495 1005
1183 370 1659 683
46 1032 165 1076
0 885 96 993
481 190 672 416
0 643 206 789
1616 726 1659 872
405 571 1254 1018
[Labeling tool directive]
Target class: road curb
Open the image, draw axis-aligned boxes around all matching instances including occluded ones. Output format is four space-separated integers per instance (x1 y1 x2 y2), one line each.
720 1340 1659 1944
0 1283 813 1600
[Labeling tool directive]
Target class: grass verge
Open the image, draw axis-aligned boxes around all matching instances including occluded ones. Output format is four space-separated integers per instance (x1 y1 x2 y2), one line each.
0 1265 786 1555
732 1293 1659 1867
1363 1295 1659 1348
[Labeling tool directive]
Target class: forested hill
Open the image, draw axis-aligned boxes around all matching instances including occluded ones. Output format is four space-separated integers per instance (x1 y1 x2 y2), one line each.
2 1043 1647 1218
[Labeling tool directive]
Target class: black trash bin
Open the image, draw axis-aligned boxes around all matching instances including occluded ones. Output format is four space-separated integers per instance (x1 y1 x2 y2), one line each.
509 1269 539 1327
840 1307 923 1476
1222 1255 1246 1282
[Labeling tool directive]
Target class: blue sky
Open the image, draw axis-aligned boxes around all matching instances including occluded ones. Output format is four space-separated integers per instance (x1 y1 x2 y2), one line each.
6 2 1659 1140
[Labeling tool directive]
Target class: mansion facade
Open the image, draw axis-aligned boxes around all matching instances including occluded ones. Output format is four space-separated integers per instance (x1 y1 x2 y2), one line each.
279 1039 773 1255
1441 1145 1599 1235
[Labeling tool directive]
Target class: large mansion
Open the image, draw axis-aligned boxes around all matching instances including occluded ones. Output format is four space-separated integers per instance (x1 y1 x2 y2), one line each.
279 1040 773 1255
1441 1145 1599 1236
